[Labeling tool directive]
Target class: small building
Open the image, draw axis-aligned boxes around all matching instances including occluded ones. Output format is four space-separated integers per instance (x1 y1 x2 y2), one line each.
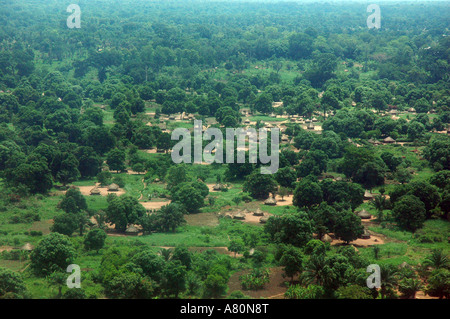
21 243 34 251
361 229 371 239
264 197 277 206
357 210 372 219
364 190 374 200
125 225 140 236
259 216 269 224
233 212 246 220
383 136 396 144
90 187 101 196
253 208 264 217
108 183 120 192
321 234 333 243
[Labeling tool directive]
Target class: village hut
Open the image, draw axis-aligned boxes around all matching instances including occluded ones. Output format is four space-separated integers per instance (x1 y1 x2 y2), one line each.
108 183 120 192
321 234 333 243
233 212 246 220
21 243 34 251
125 225 140 236
361 228 371 239
357 209 372 219
364 190 374 200
90 186 101 196
259 216 269 224
253 208 264 216
264 197 277 206
389 109 398 115
368 138 381 145
307 122 315 130
383 136 396 144
212 183 222 191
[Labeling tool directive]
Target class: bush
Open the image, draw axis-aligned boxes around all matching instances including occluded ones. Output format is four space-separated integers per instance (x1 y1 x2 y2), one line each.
239 268 270 291
8 211 40 224
29 231 42 237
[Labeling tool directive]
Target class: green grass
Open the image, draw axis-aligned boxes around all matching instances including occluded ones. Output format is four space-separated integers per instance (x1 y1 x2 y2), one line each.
248 115 286 122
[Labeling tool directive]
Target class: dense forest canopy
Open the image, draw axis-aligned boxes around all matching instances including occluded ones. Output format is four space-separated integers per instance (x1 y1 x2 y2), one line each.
0 0 448 301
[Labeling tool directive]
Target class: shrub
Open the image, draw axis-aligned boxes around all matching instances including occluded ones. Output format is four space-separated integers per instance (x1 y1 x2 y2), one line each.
239 268 270 290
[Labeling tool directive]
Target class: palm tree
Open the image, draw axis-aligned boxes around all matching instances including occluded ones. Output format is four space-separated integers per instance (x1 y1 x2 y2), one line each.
398 278 422 299
423 249 449 270
379 264 398 299
159 248 173 261
301 254 335 289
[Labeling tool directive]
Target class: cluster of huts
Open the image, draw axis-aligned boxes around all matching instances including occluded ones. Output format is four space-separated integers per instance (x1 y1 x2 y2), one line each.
89 183 120 195
231 208 269 224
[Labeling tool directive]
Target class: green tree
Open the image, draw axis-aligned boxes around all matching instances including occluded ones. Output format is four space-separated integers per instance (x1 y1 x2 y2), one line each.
51 214 78 236
243 170 278 200
426 269 450 299
279 245 304 282
0 267 27 299
106 149 126 173
84 228 107 252
161 260 187 298
106 195 146 232
398 278 422 299
105 272 154 299
423 249 449 270
157 132 171 153
392 195 426 232
333 210 364 244
30 233 76 276
293 179 323 209
228 239 245 258
407 121 426 141
264 212 313 247
171 183 206 214
336 285 373 299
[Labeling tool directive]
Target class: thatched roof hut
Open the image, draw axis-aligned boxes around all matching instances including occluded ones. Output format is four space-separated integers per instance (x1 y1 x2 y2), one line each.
259 216 269 224
383 136 396 144
233 212 246 220
264 197 277 206
90 187 101 195
108 183 120 191
253 208 264 216
357 210 372 219
361 228 371 239
212 183 222 191
125 225 140 236
307 122 315 130
21 243 34 251
321 234 332 243
364 190 374 200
